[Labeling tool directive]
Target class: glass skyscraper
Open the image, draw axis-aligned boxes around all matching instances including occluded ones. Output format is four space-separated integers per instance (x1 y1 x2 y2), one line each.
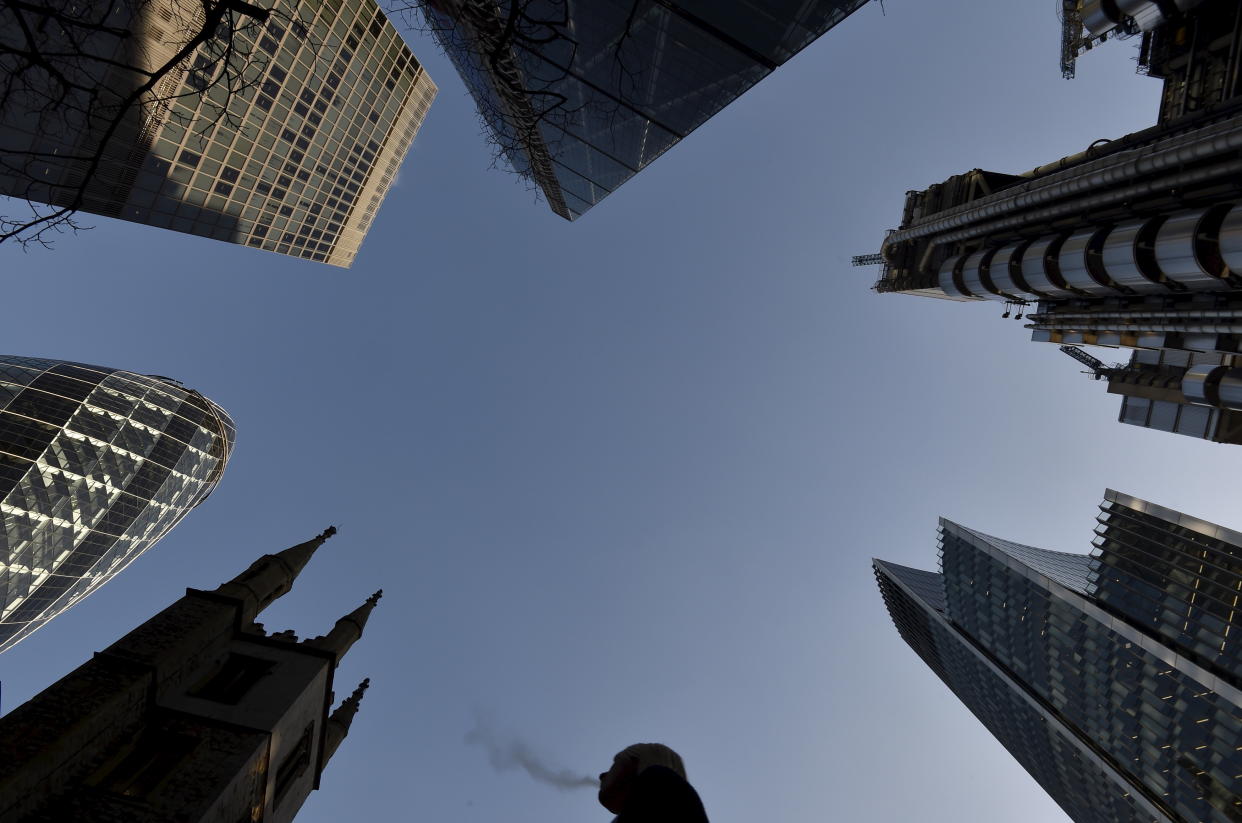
424 0 869 220
0 356 234 653
875 490 1242 823
0 0 436 267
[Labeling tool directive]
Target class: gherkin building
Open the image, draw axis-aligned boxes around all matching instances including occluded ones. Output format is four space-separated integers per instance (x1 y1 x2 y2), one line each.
0 355 234 652
876 490 1242 823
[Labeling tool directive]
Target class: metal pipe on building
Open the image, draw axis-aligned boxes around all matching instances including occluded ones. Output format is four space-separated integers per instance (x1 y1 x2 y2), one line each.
1011 94 1242 179
932 199 1242 300
1101 218 1167 292
1117 0 1166 32
1028 308 1242 321
1219 204 1242 271
906 112 1242 231
929 158 1242 247
1028 321 1242 333
989 241 1048 300
1059 227 1116 294
1217 369 1242 407
1083 0 1121 37
882 113 1242 249
1153 207 1225 290
1180 363 1242 411
1181 363 1224 405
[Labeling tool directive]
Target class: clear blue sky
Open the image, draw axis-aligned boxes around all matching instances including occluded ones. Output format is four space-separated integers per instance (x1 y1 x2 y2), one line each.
3 1 1238 821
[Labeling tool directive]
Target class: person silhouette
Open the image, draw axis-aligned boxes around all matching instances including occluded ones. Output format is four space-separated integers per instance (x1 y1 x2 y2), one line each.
597 743 709 823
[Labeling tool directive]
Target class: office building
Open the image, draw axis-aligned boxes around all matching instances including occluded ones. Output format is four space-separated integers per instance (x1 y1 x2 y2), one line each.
0 355 233 653
867 0 1242 444
424 0 870 220
0 0 436 266
0 526 378 823
875 490 1242 823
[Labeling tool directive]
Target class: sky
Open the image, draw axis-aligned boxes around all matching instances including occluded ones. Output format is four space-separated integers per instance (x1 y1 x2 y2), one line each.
2 1 1240 821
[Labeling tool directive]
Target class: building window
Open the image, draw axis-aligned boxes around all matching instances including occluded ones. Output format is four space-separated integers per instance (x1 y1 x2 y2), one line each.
274 723 314 807
190 653 274 704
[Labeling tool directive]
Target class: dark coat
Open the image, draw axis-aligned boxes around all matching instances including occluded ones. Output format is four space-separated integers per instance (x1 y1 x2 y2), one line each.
614 765 710 823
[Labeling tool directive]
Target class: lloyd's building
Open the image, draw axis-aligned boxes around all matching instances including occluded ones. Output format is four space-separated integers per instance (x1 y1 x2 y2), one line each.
875 490 1242 823
868 0 1242 445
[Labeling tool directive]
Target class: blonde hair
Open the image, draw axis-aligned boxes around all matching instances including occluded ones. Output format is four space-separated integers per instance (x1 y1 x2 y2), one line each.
618 743 686 780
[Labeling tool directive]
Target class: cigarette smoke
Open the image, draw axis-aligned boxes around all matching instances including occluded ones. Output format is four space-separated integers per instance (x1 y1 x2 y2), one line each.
465 719 598 792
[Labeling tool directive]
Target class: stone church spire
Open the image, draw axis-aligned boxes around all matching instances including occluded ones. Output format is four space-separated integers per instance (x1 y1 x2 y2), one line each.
324 678 370 764
213 526 337 622
305 589 381 662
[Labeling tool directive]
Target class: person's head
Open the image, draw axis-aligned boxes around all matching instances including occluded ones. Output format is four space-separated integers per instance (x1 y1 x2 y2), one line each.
598 743 686 814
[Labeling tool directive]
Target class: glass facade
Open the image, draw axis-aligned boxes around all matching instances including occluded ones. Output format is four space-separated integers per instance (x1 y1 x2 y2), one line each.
426 0 869 220
0 0 436 267
0 355 234 653
875 490 1242 823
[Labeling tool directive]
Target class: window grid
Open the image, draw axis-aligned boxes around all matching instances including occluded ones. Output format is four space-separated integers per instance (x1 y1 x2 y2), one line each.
126 0 436 266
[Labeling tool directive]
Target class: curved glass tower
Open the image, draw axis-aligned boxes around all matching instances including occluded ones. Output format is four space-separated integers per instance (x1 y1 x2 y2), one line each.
0 355 234 652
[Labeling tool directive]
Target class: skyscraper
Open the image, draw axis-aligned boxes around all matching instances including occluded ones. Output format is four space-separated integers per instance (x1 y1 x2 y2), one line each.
0 0 436 266
0 527 379 823
875 489 1242 823
423 0 869 220
0 355 233 653
867 0 1242 444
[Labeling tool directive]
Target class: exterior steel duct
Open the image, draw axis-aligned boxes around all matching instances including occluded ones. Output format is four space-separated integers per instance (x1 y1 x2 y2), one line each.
936 203 1242 300
1031 321 1242 333
989 242 1045 300
938 255 974 299
1181 364 1224 405
1059 227 1115 295
1022 235 1078 297
1154 208 1223 289
1220 205 1242 274
1030 308 1242 321
1101 218 1165 293
1182 364 1242 411
1117 0 1165 30
931 159 1242 248
1218 369 1242 409
1083 0 1121 36
962 248 1029 301
960 249 995 299
882 114 1242 250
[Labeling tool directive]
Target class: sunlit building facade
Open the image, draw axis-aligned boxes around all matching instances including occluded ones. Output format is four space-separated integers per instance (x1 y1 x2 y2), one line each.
0 355 234 652
425 0 869 220
875 490 1242 823
0 0 436 266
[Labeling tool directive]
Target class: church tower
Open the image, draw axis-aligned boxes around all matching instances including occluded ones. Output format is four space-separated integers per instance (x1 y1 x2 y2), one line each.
0 526 378 823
